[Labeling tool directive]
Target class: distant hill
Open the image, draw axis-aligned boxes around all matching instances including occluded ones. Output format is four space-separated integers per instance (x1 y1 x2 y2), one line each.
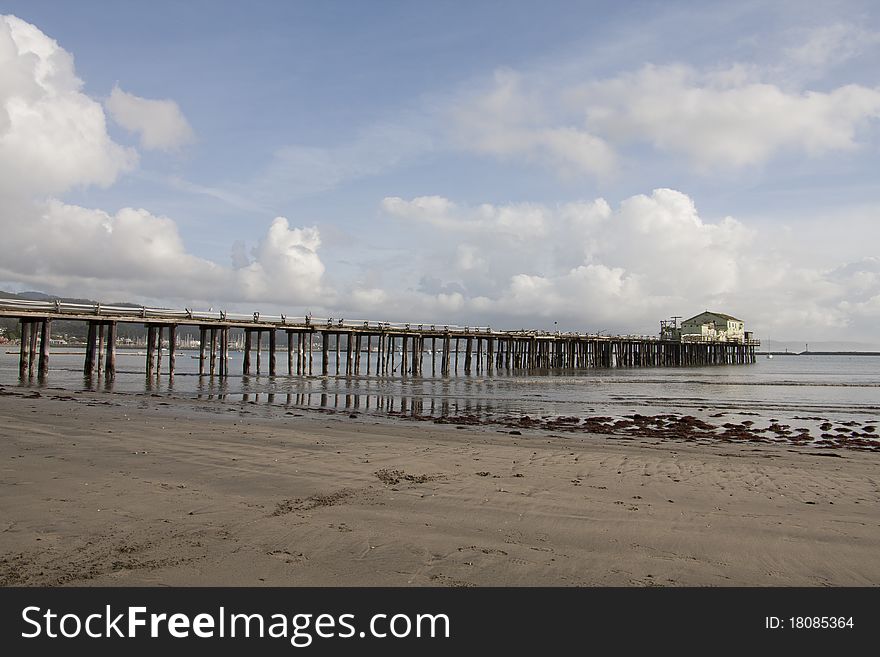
0 290 143 308
0 290 178 341
0 289 94 304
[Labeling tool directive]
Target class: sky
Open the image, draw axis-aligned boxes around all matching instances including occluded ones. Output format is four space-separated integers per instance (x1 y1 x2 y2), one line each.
1 0 879 343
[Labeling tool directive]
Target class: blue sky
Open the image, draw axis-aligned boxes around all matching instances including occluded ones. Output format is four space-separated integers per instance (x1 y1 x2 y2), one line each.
1 1 879 342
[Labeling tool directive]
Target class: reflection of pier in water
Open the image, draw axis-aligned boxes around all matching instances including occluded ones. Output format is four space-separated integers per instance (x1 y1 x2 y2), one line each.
2 298 759 383
203 390 491 420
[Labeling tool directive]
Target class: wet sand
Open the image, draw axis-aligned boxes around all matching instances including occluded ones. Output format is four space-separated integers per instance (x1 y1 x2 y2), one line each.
1 389 879 586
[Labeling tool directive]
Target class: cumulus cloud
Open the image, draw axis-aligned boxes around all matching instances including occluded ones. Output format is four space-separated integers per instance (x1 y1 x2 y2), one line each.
0 197 328 306
377 190 880 341
452 59 880 175
0 15 326 308
0 15 137 194
106 84 194 151
234 218 326 303
0 199 223 296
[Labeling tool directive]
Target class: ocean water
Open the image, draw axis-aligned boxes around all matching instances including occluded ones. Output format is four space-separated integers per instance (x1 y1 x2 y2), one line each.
2 348 878 439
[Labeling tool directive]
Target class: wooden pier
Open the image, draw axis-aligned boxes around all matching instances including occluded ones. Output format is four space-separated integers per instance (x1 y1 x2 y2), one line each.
2 299 759 380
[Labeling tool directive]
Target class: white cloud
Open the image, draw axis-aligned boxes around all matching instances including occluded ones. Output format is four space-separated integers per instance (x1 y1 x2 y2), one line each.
455 244 486 273
234 218 327 303
383 194 564 239
783 23 880 72
0 15 326 308
106 84 194 151
0 199 222 295
577 63 880 169
376 190 880 341
0 199 328 306
451 69 616 179
452 60 880 175
0 15 137 195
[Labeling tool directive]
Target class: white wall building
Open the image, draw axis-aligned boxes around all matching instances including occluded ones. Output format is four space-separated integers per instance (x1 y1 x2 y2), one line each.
679 311 747 343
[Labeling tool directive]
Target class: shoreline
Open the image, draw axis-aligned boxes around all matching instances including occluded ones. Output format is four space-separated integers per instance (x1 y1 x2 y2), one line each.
4 381 878 453
2 390 879 586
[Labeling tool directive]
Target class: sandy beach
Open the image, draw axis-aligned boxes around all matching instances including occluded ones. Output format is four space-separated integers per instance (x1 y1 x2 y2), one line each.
1 387 878 587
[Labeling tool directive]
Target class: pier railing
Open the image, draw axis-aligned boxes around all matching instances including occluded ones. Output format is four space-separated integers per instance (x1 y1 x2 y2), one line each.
0 298 662 339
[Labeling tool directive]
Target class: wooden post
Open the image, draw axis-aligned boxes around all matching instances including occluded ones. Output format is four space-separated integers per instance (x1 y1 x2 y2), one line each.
210 328 217 376
454 338 459 373
401 335 408 376
375 335 381 374
221 327 228 375
38 320 50 377
223 328 230 377
297 332 303 375
269 329 277 376
367 335 372 375
464 336 473 374
155 326 162 377
308 331 313 374
146 326 155 377
28 321 39 377
83 322 98 376
323 332 330 375
198 327 207 376
216 327 223 378
287 331 294 375
355 334 362 374
19 320 31 377
346 332 354 375
390 334 396 374
243 329 251 375
411 335 418 375
168 324 177 376
105 322 116 377
255 331 262 374
352 334 358 374
97 324 105 377
335 333 340 375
